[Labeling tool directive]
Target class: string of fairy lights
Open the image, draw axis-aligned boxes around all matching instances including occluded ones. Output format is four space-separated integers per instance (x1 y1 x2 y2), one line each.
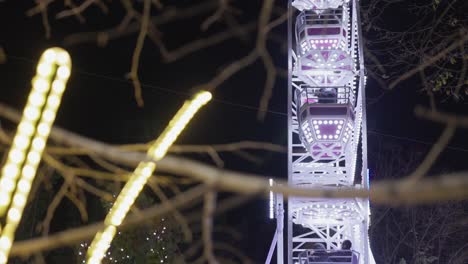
0 48 71 264
86 91 211 264
0 47 211 264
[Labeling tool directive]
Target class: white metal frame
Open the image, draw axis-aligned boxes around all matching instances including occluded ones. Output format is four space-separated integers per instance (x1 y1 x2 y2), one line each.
266 0 375 263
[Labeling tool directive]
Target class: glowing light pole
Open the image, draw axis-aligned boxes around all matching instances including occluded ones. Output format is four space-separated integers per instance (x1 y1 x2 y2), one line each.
86 91 212 264
0 48 71 264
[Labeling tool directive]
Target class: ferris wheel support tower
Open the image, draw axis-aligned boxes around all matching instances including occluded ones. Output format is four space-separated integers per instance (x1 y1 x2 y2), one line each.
266 1 375 263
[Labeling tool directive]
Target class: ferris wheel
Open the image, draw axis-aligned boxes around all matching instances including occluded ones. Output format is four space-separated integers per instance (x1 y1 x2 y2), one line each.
266 1 376 263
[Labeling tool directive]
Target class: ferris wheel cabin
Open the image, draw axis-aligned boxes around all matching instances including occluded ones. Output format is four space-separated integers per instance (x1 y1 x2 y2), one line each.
293 4 356 161
294 6 353 87
296 86 355 160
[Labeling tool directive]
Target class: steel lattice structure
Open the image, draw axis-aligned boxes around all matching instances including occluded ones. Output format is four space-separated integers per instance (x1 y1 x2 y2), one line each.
266 1 375 263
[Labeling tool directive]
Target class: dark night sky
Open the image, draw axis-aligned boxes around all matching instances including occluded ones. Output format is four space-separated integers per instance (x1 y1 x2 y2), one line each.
1 0 468 263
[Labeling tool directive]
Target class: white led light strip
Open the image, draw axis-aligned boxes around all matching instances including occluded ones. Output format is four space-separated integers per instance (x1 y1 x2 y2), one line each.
269 179 274 219
86 91 212 264
0 47 71 264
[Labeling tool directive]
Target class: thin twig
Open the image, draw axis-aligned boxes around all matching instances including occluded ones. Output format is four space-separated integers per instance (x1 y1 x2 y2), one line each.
56 0 99 20
89 154 130 174
201 0 228 31
42 153 115 201
39 180 70 236
207 147 224 168
202 191 218 264
62 0 86 23
127 0 151 107
206 50 259 91
157 22 257 63
415 106 468 128
63 2 218 46
40 3 51 39
255 0 277 120
405 123 456 183
389 33 468 89
454 42 467 98
64 192 88 222
25 0 54 17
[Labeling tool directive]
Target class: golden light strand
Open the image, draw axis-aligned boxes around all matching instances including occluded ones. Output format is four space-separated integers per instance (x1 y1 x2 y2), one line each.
0 48 71 264
86 91 212 264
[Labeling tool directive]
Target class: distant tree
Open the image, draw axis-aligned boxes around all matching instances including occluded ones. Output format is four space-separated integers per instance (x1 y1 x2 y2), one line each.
361 0 468 103
370 142 468 264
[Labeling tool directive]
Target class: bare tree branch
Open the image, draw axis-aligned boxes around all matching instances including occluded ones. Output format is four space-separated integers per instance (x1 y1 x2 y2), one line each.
62 2 218 46
202 191 218 264
127 0 151 107
55 0 107 20
415 105 468 127
389 33 468 89
38 180 70 236
201 0 228 31
406 123 456 183
0 103 467 205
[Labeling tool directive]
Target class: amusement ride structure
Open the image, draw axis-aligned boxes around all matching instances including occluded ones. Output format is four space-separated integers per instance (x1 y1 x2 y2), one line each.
266 0 375 263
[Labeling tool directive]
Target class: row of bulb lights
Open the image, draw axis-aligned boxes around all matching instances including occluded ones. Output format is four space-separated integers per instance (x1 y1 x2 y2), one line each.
311 52 346 64
0 48 71 264
343 123 352 143
310 39 345 50
314 119 343 141
303 119 348 142
298 203 359 219
86 91 212 264
302 122 314 143
303 38 347 52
